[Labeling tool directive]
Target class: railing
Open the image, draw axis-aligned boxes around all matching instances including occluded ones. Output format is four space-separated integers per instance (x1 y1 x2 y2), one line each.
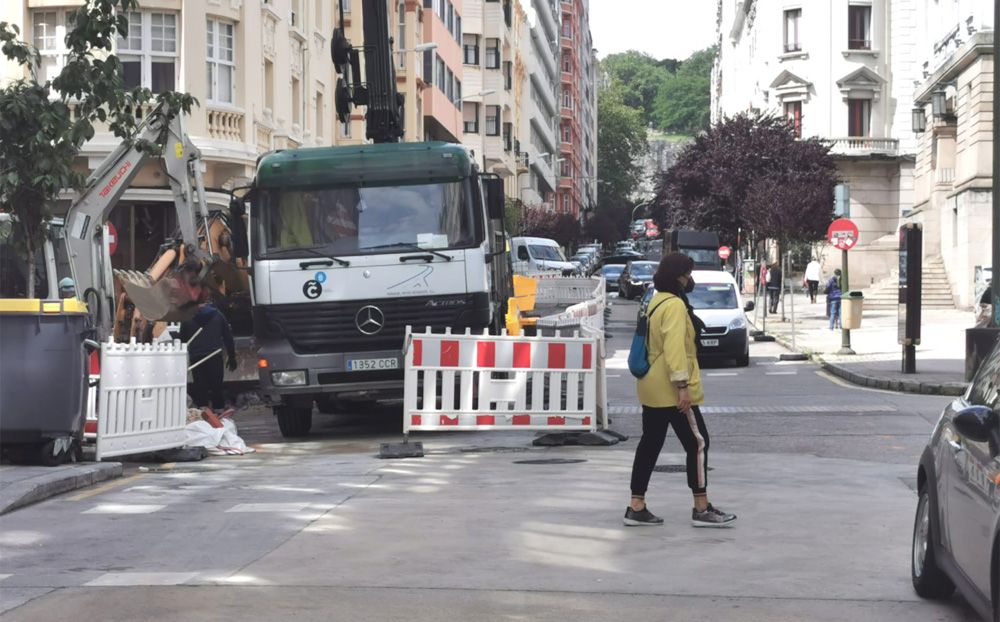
848 39 871 50
207 108 245 141
935 167 955 186
823 137 898 156
783 42 802 53
255 122 273 152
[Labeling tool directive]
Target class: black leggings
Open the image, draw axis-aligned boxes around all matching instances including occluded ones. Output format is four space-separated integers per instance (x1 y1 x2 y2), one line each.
190 353 226 410
630 405 710 496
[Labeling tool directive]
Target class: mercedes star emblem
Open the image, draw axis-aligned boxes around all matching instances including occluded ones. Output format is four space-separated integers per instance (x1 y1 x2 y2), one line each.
355 305 385 335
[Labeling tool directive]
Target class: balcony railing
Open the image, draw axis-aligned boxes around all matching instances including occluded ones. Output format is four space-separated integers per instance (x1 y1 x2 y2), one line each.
783 42 801 53
208 108 245 142
823 137 898 156
848 39 871 50
934 167 955 186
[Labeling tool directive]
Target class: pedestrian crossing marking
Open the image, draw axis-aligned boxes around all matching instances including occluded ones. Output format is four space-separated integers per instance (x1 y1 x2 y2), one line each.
765 371 797 376
225 502 312 513
0 574 11 582
85 572 196 586
705 372 739 377
83 504 165 514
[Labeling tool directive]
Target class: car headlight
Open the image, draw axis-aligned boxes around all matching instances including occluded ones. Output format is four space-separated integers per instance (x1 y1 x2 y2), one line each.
729 315 747 330
271 370 307 386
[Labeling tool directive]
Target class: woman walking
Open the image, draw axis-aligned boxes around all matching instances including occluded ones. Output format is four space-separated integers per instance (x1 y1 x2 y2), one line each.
625 253 737 528
825 269 843 330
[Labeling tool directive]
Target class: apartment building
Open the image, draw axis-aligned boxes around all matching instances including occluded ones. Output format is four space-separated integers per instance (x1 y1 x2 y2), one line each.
517 0 561 209
460 0 522 195
713 0 924 289
909 2 994 306
557 0 597 218
1 0 344 271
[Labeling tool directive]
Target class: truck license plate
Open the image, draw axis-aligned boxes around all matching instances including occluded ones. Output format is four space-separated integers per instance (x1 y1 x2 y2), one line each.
700 339 720 347
347 357 399 371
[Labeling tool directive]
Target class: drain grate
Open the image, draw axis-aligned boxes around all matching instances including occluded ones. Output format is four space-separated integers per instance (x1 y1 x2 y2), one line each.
513 458 588 465
654 464 714 473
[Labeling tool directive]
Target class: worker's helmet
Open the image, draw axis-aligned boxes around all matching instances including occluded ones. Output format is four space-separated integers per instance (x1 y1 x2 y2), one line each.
58 277 76 296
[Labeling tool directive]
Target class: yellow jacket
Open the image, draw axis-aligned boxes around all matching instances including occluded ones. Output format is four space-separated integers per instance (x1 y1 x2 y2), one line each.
635 291 705 408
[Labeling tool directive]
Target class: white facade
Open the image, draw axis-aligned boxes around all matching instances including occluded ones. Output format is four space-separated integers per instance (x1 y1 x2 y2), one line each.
517 0 561 208
713 0 924 289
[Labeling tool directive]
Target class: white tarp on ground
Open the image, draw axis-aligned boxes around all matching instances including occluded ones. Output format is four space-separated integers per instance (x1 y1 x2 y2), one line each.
184 417 255 455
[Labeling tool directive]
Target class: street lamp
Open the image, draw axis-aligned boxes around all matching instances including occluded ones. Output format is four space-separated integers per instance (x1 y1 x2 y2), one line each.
631 201 651 223
398 42 439 53
911 107 927 133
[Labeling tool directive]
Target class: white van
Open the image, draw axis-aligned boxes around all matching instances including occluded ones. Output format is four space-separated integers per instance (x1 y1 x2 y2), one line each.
511 236 579 275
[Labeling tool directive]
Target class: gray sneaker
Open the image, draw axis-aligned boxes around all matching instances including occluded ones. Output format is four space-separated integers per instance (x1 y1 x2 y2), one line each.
624 506 664 526
692 504 737 528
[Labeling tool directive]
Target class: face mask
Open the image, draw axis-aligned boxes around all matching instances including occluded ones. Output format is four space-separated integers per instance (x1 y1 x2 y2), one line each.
684 277 695 294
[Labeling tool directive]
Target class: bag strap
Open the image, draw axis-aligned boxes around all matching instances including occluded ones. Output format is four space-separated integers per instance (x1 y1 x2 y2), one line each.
644 298 669 346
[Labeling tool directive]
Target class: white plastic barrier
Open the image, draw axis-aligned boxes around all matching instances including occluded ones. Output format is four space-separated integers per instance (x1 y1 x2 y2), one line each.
96 339 188 460
403 327 601 433
534 276 604 307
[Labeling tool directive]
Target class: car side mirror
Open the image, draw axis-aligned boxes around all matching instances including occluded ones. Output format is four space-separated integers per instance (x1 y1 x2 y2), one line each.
744 300 755 312
953 406 997 443
484 177 505 221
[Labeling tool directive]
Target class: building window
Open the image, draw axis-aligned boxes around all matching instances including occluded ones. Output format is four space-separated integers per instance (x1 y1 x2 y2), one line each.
341 0 351 12
784 101 802 137
562 91 573 110
397 2 406 68
848 99 870 137
563 55 571 73
445 67 454 101
455 15 462 44
485 105 500 136
291 0 301 29
206 19 235 104
446 3 454 34
31 10 67 83
435 56 446 93
292 77 301 128
454 78 462 105
560 160 570 177
562 124 571 143
783 8 801 53
463 102 479 133
264 60 274 114
116 12 178 93
504 61 512 90
316 90 324 137
485 38 500 69
463 34 479 65
848 4 871 50
561 20 571 38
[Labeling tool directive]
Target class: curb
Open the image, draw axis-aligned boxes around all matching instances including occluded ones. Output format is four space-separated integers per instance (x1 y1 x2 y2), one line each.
0 462 123 515
750 320 968 397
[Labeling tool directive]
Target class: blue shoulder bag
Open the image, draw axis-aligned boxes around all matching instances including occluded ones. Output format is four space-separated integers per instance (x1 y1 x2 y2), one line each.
628 298 668 378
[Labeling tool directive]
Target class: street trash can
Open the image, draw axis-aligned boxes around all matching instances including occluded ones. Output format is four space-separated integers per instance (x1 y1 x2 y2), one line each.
0 298 90 464
842 291 864 329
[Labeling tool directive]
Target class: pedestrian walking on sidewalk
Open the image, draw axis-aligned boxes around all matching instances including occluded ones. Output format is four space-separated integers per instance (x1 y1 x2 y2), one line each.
804 259 821 304
825 269 843 330
766 263 782 314
625 252 737 528
179 291 238 417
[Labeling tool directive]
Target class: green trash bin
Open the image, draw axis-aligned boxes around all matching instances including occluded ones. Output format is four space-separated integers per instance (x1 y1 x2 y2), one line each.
842 291 864 329
0 298 90 463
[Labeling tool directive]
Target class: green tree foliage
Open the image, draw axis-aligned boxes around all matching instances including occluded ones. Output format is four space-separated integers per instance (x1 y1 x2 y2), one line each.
596 85 647 232
0 0 195 297
653 47 715 134
600 51 667 126
654 112 837 249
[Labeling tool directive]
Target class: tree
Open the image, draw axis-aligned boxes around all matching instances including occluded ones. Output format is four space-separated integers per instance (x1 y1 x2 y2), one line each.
0 1 195 297
504 197 524 234
596 85 647 226
583 212 621 247
653 47 715 135
654 112 837 251
520 207 581 249
600 51 670 126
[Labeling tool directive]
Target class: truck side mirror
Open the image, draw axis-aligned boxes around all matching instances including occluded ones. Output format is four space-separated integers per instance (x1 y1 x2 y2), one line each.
484 178 505 221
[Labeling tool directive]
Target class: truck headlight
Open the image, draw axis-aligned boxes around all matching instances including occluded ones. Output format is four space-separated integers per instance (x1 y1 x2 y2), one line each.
271 370 307 386
729 315 747 330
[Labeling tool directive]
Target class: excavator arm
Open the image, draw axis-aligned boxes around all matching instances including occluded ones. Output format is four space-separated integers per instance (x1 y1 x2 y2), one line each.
63 101 213 335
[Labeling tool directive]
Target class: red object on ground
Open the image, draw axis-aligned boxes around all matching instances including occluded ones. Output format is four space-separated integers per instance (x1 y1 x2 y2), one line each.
201 410 224 429
827 218 860 251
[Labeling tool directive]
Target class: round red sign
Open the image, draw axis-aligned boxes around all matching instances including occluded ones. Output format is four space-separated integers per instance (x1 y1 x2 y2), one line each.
718 246 732 259
106 222 119 255
827 218 859 251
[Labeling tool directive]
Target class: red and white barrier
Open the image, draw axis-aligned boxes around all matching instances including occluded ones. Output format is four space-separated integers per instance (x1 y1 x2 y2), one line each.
403 327 601 433
84 351 100 441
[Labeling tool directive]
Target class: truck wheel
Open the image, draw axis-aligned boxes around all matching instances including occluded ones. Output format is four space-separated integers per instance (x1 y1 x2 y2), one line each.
912 486 955 599
275 406 312 438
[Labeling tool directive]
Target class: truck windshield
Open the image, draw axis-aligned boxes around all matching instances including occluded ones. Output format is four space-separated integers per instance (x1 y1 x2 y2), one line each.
258 180 476 257
682 249 720 266
688 283 738 309
529 245 567 262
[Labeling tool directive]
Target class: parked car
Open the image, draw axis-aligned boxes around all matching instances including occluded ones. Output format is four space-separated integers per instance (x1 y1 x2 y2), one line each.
601 264 625 292
601 251 644 267
640 269 753 367
511 236 579 276
911 344 1000 622
618 261 657 300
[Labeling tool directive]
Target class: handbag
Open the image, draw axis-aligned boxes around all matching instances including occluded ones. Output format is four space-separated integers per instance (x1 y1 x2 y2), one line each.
628 298 668 379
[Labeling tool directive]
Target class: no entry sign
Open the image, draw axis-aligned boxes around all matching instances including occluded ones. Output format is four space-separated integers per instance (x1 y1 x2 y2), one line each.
107 222 119 255
827 218 859 251
718 246 732 259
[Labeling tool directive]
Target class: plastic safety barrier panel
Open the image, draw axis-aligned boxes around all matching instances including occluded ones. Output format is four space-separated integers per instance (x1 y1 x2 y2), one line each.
96 339 188 460
534 276 605 307
404 327 600 433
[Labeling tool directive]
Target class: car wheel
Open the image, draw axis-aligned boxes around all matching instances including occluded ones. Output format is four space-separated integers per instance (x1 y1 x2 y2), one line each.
275 405 313 438
912 485 955 599
736 351 750 367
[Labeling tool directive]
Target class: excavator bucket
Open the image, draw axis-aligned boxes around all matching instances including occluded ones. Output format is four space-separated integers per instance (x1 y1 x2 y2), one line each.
115 269 202 323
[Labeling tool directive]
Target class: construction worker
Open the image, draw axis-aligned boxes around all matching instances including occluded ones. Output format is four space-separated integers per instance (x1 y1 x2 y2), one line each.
58 277 76 299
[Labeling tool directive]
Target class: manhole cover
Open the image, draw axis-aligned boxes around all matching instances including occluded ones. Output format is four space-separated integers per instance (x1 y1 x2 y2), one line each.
513 458 588 465
654 464 714 473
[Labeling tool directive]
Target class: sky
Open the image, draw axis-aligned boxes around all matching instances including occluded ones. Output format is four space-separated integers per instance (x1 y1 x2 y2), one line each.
589 0 718 61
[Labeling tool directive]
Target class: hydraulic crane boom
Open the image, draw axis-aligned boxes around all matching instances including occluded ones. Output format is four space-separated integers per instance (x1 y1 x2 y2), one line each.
331 0 405 143
63 102 213 334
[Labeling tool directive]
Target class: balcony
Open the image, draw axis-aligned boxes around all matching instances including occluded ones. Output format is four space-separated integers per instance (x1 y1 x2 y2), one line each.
823 137 899 157
207 108 246 142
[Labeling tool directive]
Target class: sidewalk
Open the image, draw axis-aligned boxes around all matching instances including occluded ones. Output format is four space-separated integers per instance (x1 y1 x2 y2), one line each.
0 462 122 515
748 290 971 395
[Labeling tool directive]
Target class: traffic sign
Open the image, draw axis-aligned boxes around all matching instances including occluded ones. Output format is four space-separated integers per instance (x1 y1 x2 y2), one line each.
827 218 859 251
107 222 119 255
718 246 731 259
